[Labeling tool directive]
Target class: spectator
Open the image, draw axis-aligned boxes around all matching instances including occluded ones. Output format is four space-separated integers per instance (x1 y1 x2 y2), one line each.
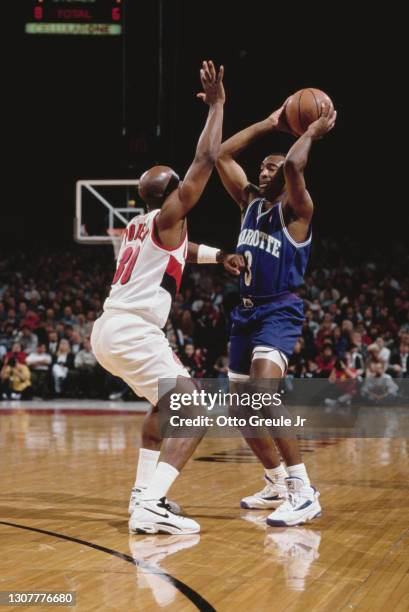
375 337 391 366
388 342 409 378
52 339 75 396
17 302 28 324
6 308 17 327
45 308 57 327
350 331 367 359
332 326 348 357
73 313 88 337
1 357 33 400
4 342 27 365
319 285 340 308
84 311 96 336
61 306 77 327
74 338 99 397
0 324 17 352
365 343 383 376
193 348 207 377
214 354 229 379
314 344 336 378
181 343 196 375
26 344 52 398
47 330 59 356
324 355 359 406
305 276 320 301
180 344 207 377
17 325 38 354
21 309 40 330
316 314 335 349
361 362 399 405
180 310 195 338
304 309 319 336
347 344 365 376
74 338 97 370
70 330 83 355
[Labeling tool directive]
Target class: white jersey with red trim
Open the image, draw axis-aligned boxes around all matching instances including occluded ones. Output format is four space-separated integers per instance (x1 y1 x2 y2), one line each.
103 209 188 328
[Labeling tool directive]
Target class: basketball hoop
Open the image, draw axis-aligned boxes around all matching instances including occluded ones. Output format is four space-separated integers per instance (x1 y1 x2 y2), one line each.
107 228 127 259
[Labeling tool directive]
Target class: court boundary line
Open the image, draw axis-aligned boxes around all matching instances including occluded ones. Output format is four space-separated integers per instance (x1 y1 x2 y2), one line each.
0 520 215 612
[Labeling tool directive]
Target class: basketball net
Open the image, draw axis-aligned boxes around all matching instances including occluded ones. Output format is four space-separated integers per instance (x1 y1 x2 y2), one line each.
106 228 126 259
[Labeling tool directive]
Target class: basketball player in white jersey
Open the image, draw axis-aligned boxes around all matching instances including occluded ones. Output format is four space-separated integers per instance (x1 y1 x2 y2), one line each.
127 238 242 521
91 60 227 534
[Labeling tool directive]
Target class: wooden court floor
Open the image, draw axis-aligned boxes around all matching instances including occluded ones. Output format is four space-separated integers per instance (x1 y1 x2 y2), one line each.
1 403 409 611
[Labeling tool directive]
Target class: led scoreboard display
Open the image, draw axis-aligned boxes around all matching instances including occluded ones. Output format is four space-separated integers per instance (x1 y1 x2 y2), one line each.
25 0 122 36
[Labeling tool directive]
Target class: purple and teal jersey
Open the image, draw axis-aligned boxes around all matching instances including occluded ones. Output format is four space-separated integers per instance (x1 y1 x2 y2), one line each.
229 198 312 374
237 198 311 299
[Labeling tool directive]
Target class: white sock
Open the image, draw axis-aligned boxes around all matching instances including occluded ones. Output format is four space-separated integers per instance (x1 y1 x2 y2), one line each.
134 448 160 489
142 462 179 501
265 463 287 483
286 463 311 487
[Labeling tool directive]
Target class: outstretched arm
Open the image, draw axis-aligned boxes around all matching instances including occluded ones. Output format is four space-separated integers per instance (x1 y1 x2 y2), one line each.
283 102 337 222
157 61 225 232
216 104 291 209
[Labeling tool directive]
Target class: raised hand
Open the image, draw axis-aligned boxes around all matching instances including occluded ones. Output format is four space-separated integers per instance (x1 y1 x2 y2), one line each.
267 97 296 135
196 60 225 106
307 102 337 140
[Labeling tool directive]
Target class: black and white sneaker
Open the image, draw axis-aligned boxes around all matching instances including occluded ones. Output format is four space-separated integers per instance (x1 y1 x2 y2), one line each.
129 497 200 535
128 487 181 515
240 475 287 509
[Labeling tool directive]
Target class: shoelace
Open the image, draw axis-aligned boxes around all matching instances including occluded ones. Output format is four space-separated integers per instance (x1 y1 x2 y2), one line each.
288 492 298 507
255 481 277 497
158 497 173 512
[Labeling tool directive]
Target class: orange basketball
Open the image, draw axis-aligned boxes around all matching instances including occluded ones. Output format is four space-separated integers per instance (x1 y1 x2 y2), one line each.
285 88 333 136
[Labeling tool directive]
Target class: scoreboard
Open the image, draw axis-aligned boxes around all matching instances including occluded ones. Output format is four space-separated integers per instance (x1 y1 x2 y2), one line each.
25 0 122 36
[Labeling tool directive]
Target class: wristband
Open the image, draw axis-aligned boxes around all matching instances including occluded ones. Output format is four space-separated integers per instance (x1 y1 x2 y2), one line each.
197 244 220 264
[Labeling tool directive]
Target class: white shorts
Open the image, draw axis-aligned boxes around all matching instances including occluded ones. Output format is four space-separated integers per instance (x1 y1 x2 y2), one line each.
91 309 190 406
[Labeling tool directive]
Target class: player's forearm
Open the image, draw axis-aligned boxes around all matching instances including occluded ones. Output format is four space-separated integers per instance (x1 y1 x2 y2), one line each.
194 102 224 164
187 242 224 264
284 131 314 174
218 119 274 159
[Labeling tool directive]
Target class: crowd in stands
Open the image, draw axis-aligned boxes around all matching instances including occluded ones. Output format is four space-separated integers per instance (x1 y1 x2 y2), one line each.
1 238 408 402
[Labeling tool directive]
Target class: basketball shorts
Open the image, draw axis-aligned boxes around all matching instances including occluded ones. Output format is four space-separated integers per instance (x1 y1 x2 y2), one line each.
91 309 190 406
229 294 305 377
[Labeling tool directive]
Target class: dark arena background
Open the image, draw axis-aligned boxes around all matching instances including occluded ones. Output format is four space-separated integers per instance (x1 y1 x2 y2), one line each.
1 2 408 611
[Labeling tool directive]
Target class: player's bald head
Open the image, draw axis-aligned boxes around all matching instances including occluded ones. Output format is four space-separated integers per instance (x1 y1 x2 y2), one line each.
138 165 180 210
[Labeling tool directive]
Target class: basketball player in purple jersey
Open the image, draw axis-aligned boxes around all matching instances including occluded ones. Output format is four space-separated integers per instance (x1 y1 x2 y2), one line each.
216 100 336 526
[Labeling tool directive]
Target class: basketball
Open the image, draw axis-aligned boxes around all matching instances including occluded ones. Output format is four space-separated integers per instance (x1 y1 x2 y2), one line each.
285 88 333 136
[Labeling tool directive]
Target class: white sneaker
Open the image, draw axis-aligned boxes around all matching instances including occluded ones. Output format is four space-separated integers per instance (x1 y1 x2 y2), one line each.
129 497 200 535
240 475 287 509
266 477 321 527
128 487 181 515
